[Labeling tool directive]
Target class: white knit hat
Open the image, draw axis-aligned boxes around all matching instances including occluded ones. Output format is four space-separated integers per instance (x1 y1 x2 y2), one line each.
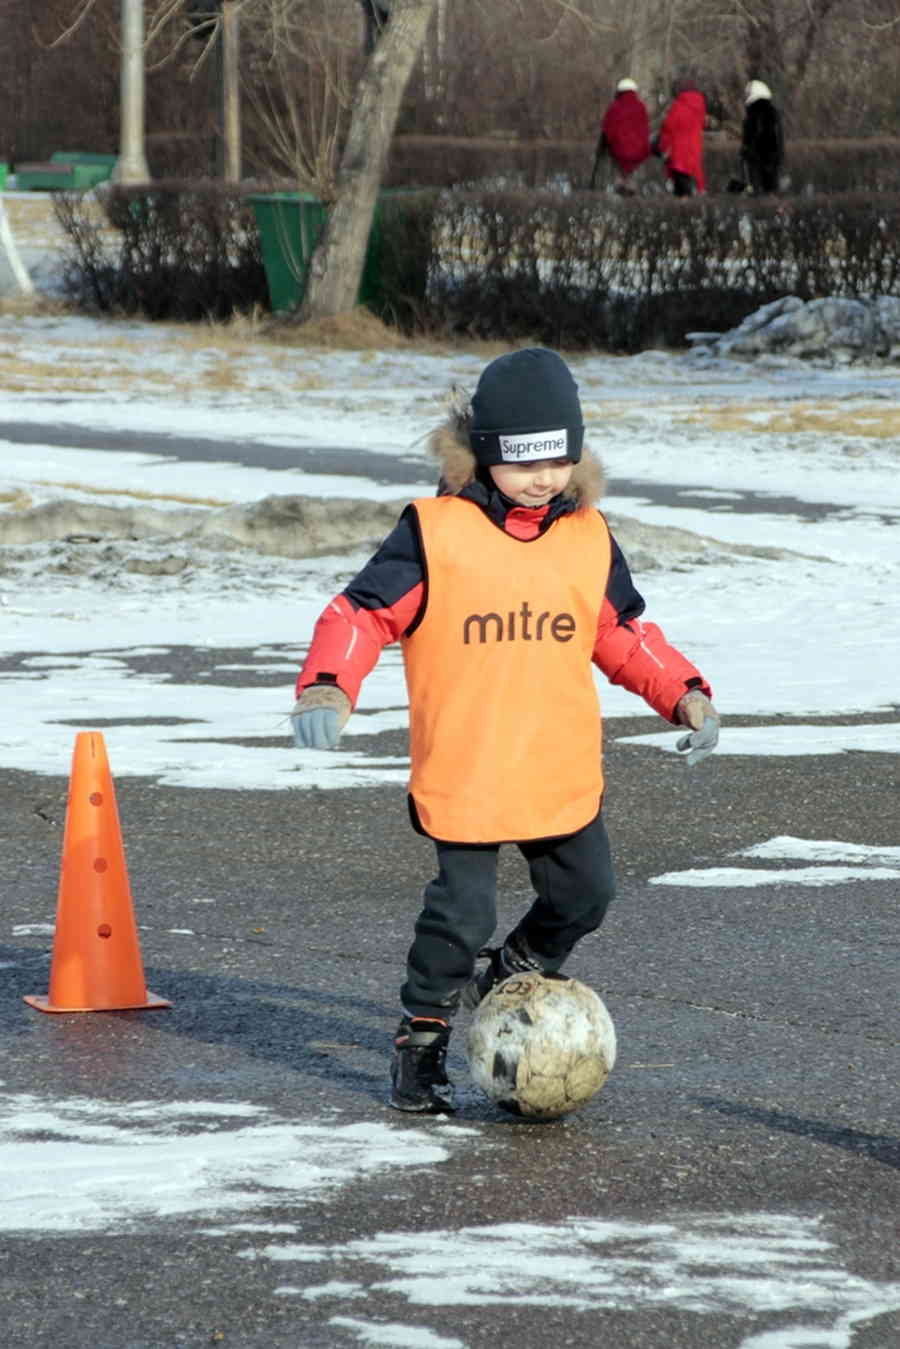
745 80 772 104
616 78 638 93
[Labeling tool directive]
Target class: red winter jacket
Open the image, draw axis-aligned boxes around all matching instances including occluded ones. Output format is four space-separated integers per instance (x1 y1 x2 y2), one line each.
296 480 712 726
657 88 706 192
601 90 651 177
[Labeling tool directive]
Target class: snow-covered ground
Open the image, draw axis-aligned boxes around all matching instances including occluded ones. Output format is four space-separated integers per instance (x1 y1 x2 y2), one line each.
1 307 899 792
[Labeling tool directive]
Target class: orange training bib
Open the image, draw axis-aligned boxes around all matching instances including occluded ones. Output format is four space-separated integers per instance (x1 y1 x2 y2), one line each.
402 496 611 843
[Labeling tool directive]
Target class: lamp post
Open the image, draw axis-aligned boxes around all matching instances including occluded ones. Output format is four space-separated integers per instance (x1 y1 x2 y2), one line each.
222 0 242 182
114 0 151 183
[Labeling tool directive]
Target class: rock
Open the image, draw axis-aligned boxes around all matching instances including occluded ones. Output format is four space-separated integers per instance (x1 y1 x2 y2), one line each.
730 294 804 337
692 294 900 366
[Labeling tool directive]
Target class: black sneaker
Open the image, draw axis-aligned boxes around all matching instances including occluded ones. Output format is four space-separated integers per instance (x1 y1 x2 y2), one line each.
389 1017 456 1113
460 932 548 1011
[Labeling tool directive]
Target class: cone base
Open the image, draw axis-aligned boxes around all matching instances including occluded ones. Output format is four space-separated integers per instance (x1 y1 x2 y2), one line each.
24 991 172 1014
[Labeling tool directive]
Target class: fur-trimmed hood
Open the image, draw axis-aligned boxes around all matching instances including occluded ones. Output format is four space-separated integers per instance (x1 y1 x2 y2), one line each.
426 396 606 510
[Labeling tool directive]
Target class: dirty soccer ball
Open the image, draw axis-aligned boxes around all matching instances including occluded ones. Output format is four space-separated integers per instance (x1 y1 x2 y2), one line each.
465 971 616 1120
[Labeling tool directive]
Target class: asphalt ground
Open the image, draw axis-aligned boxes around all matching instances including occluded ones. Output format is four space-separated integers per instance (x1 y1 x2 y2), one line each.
1 700 898 1348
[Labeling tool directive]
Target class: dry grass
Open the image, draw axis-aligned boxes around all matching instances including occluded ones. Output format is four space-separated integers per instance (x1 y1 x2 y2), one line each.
157 308 272 355
264 307 411 350
0 489 32 510
0 357 110 388
180 311 539 360
38 481 232 508
3 194 67 247
0 341 325 396
0 293 70 318
682 401 900 438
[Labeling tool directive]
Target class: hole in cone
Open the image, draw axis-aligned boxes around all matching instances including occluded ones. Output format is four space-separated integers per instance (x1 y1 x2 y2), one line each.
93 858 108 873
97 924 112 939
89 792 103 806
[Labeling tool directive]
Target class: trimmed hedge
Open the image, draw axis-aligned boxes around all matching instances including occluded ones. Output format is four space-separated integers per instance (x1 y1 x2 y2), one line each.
55 181 900 351
382 190 900 350
55 181 267 320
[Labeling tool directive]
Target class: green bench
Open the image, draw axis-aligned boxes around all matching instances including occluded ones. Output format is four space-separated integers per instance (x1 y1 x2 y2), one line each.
15 152 118 192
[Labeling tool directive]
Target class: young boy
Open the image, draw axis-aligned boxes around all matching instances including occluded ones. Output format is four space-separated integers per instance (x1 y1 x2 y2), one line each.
291 348 718 1114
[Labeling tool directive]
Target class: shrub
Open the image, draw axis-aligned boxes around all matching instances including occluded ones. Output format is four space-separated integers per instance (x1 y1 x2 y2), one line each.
55 181 268 320
370 189 442 331
388 189 900 350
54 180 900 352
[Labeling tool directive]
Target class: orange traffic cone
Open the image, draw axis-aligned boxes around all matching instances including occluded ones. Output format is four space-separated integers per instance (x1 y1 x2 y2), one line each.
24 731 171 1013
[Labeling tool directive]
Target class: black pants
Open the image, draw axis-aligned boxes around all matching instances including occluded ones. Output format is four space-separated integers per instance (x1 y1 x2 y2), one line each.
747 160 779 194
400 812 615 1020
671 170 694 197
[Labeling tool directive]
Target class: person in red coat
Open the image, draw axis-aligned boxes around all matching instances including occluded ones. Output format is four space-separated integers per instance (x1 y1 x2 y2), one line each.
592 77 651 194
654 79 707 196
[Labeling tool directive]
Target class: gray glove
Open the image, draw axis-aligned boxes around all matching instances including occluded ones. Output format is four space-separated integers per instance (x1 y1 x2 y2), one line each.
291 685 352 750
675 690 719 767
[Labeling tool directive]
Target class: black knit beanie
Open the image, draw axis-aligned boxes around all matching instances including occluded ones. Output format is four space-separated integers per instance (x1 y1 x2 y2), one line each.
469 348 584 467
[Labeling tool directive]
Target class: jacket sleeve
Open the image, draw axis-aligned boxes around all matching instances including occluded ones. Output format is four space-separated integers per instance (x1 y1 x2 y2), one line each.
593 534 713 722
295 506 425 706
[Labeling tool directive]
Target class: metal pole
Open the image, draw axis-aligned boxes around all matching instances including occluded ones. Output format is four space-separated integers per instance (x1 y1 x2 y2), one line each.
222 0 242 182
115 0 151 183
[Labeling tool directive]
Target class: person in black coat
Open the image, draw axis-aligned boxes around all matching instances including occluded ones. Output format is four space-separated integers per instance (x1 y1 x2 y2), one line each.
742 80 784 194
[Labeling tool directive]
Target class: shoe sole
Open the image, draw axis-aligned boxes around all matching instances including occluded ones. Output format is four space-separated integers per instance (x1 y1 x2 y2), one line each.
389 1093 456 1114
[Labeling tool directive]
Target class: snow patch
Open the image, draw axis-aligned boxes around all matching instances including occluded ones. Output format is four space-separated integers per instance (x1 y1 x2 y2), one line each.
0 1093 473 1233
620 723 900 758
649 836 900 887
251 1213 900 1348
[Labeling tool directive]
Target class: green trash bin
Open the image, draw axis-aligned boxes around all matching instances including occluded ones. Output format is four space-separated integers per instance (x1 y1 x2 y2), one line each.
0 162 7 191
248 192 384 313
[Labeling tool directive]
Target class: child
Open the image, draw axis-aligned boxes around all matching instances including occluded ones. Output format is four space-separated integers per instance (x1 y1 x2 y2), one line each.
291 348 718 1114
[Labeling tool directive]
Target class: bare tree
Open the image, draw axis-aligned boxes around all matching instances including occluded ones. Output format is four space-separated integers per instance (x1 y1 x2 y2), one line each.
241 0 362 200
359 0 391 51
298 0 438 320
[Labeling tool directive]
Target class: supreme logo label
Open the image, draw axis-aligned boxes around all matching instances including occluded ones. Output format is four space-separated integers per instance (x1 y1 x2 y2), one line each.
463 604 576 644
498 429 568 462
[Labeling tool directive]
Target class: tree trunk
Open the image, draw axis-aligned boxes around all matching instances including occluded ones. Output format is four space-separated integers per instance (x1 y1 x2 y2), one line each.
298 0 437 322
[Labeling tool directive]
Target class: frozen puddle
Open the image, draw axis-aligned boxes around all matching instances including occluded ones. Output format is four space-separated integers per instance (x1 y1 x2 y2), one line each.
251 1214 900 1349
